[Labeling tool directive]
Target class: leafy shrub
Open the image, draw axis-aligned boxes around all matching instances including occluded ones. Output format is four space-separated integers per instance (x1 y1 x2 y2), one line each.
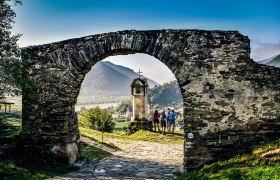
78 107 115 132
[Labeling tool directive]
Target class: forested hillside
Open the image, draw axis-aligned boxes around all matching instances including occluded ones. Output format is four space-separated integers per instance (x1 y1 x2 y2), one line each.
148 80 183 106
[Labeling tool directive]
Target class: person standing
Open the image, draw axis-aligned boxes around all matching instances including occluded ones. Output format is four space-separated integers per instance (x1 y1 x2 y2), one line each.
153 109 160 132
160 110 167 134
169 109 176 133
165 108 171 133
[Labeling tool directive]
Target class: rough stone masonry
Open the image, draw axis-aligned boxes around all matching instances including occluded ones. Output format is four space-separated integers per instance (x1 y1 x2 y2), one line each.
21 29 280 170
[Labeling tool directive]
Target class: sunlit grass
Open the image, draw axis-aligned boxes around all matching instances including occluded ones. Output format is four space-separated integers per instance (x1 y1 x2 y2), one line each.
129 130 184 144
177 139 280 180
80 127 128 139
79 127 184 144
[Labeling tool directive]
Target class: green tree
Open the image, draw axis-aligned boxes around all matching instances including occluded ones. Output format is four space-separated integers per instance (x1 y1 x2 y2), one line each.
115 100 131 113
0 0 22 97
148 80 183 106
79 107 115 133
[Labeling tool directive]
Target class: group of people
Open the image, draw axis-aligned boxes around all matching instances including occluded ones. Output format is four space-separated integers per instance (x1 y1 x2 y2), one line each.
153 108 176 134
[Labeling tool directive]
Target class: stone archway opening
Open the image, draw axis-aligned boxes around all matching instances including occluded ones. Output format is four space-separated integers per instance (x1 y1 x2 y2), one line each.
75 52 185 169
75 53 183 117
21 30 280 171
75 53 181 109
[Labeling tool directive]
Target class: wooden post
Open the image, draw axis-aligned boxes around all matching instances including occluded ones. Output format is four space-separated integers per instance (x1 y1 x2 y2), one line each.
101 120 104 143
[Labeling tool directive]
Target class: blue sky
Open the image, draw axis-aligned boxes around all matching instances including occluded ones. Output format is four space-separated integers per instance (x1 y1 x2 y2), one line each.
13 0 280 83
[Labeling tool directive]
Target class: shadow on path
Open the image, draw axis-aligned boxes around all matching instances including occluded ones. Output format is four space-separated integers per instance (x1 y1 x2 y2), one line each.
51 155 181 180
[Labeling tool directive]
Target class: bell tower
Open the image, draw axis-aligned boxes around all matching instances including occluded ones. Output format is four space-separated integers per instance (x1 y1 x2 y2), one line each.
131 69 149 121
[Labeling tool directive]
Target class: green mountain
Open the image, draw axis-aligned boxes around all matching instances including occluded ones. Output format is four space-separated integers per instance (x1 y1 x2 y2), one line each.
148 80 183 106
79 61 159 96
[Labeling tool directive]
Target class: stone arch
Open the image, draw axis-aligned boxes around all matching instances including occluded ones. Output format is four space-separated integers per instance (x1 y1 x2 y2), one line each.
21 30 280 170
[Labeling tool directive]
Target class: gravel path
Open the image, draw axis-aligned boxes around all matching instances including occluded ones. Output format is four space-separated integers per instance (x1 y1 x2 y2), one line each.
114 141 183 166
51 137 184 180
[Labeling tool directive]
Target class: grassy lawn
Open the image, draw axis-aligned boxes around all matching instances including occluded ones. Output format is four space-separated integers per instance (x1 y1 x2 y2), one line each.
113 121 129 133
0 139 79 180
10 105 22 111
0 141 112 180
80 141 112 161
80 127 130 141
79 127 184 144
0 113 113 180
0 112 22 137
114 121 129 129
0 161 79 180
2 112 279 179
177 139 280 180
129 130 184 144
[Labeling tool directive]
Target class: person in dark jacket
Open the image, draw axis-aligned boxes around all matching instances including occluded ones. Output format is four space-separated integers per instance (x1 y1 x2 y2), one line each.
153 109 160 132
160 110 167 134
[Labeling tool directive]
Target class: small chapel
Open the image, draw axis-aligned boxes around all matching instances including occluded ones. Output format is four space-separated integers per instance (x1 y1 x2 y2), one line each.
128 70 153 133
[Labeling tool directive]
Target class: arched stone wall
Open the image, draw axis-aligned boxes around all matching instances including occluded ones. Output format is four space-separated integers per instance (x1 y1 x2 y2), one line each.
21 30 280 170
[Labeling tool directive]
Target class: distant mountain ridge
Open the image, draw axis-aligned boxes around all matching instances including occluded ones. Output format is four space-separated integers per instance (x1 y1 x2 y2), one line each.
103 61 139 79
79 61 159 96
257 54 280 67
